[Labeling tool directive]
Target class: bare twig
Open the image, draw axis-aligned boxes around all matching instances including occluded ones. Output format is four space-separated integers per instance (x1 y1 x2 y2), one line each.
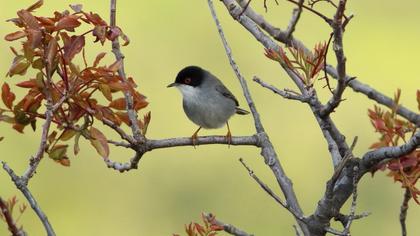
2 162 55 236
204 213 254 236
239 158 307 222
319 0 349 117
342 165 360 235
253 76 309 103
208 1 308 233
285 0 304 39
110 0 143 143
285 0 332 25
0 197 26 236
400 188 411 236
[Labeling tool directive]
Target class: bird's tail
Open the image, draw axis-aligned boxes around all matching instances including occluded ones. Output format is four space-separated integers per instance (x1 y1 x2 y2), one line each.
235 107 250 115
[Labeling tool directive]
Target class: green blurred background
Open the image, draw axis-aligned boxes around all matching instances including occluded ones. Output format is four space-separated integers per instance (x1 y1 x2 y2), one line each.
0 0 419 235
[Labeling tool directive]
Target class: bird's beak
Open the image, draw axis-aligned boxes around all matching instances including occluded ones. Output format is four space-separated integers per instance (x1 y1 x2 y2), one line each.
167 82 177 88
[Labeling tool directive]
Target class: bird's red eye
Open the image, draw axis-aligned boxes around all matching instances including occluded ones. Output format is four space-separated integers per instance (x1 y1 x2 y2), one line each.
184 78 191 84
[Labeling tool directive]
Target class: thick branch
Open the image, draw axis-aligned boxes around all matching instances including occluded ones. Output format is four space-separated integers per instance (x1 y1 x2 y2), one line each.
110 0 143 143
0 197 25 236
208 0 308 234
361 130 420 171
2 162 55 236
204 213 254 236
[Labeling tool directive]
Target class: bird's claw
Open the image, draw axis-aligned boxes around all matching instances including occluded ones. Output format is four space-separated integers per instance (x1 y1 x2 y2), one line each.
191 133 198 148
226 130 232 148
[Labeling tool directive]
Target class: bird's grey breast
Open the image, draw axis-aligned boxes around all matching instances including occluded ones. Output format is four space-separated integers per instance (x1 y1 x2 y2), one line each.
182 77 236 129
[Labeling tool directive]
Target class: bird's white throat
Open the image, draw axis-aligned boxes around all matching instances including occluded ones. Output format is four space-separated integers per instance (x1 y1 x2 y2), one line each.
176 84 201 102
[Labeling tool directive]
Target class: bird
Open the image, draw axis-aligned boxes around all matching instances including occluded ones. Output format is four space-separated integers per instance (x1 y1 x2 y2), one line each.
167 65 249 146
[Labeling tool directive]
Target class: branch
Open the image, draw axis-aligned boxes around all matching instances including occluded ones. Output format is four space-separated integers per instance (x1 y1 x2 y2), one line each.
253 76 309 103
110 0 143 143
361 130 420 171
285 0 304 39
204 213 254 236
235 0 420 126
208 1 308 234
105 135 259 172
2 162 55 236
400 189 411 236
239 158 307 222
319 0 349 117
0 197 26 236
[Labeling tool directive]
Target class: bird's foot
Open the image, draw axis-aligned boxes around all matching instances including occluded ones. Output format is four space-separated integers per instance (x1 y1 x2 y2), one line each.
225 130 232 148
191 133 199 148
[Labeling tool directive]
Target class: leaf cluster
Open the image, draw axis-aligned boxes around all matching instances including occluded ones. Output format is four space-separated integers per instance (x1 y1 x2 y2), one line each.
1 0 150 166
368 89 420 203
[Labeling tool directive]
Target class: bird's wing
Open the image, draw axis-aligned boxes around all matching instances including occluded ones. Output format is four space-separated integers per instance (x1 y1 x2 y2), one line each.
215 83 239 106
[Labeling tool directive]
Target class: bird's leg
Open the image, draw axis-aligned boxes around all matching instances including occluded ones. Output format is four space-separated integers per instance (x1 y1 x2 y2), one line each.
226 121 232 147
191 126 202 148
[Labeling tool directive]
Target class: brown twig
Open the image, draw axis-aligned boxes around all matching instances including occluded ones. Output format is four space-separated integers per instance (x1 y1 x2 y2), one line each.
400 188 411 236
204 213 254 236
0 197 26 236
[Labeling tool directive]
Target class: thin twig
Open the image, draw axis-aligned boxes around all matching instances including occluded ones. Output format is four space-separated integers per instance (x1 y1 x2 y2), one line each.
204 213 254 236
0 197 26 236
2 162 55 236
239 158 306 222
400 188 411 236
285 0 304 39
342 165 360 235
319 0 349 117
110 0 143 143
253 76 309 103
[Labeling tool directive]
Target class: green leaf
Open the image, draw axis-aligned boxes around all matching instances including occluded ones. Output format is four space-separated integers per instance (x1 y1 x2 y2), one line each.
48 144 68 160
60 129 77 141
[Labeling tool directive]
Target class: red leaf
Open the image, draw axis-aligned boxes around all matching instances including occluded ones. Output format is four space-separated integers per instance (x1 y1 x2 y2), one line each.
93 52 106 67
17 10 40 29
55 15 81 31
16 80 37 88
108 60 122 72
8 56 30 77
46 37 58 68
2 83 16 109
83 12 107 26
89 127 109 158
26 0 44 12
63 36 85 63
4 31 27 41
109 98 126 110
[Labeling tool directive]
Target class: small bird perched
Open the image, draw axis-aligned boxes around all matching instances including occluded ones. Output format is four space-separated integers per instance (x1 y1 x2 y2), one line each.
168 66 249 146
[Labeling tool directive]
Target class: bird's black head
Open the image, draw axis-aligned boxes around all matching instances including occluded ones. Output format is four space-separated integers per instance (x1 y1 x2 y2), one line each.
171 66 204 87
